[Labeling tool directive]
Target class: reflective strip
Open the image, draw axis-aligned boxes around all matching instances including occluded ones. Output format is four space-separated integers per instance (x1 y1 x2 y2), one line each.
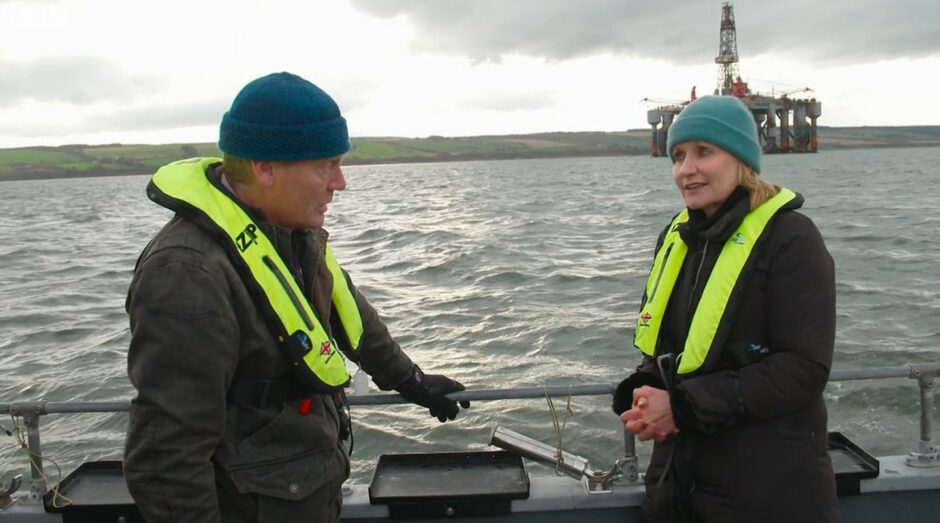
634 212 689 357
678 188 796 374
325 243 363 350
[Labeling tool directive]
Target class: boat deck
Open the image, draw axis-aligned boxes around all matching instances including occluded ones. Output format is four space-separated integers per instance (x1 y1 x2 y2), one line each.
2 363 938 522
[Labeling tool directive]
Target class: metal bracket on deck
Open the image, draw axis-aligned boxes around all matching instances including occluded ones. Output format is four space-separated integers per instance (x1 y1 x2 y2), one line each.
490 425 637 494
0 474 23 510
618 427 639 483
7 402 48 503
907 442 940 467
583 457 633 494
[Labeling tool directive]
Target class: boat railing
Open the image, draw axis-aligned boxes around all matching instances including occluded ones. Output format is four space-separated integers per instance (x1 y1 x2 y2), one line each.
2 363 938 503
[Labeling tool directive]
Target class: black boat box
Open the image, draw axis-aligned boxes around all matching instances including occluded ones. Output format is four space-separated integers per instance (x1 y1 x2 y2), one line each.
43 460 143 522
829 431 880 496
369 450 530 519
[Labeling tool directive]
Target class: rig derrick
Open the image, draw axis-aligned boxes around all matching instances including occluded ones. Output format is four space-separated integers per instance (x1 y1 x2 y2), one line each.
647 2 821 157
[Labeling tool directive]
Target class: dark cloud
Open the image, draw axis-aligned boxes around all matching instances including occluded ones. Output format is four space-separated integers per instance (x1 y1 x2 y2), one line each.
87 98 228 132
351 0 939 65
0 99 226 137
0 57 162 108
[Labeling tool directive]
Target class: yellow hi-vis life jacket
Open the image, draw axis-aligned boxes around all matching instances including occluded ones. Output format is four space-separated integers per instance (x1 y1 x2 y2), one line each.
147 157 364 393
634 188 797 376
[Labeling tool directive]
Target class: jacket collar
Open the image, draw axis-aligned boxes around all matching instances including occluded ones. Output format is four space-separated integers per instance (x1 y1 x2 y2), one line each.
677 185 751 247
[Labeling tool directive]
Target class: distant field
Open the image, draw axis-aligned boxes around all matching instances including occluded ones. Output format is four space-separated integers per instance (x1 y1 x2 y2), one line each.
0 143 223 179
1 127 938 180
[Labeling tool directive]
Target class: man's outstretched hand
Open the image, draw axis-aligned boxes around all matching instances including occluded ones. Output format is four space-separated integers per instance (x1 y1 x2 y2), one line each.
396 366 470 422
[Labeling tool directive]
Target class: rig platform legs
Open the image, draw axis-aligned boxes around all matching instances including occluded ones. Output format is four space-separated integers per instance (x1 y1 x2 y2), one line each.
647 96 821 157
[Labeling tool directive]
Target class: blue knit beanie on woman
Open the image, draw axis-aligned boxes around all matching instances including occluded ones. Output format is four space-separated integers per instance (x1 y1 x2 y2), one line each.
667 95 761 174
219 72 350 162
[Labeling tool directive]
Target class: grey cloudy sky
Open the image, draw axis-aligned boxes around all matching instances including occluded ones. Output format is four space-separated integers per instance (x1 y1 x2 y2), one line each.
1 0 937 148
351 0 938 65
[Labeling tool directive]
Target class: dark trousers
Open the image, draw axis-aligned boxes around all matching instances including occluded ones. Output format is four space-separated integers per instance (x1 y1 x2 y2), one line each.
217 472 344 522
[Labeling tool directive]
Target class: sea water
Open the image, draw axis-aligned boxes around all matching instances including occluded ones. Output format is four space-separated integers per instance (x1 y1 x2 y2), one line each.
1 148 938 481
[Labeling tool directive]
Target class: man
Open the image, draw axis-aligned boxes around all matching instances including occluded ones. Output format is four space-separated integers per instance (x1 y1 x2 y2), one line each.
124 71 469 522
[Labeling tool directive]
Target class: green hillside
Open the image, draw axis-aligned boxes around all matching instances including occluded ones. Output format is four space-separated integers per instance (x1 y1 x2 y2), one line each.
0 143 222 179
1 127 938 181
348 132 650 164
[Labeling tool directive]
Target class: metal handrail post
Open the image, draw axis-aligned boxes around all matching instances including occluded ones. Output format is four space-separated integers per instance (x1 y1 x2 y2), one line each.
621 428 639 482
906 372 939 467
19 407 47 502
918 377 934 444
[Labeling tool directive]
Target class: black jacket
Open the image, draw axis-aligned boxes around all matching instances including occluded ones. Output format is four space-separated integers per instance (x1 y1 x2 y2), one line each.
629 188 838 522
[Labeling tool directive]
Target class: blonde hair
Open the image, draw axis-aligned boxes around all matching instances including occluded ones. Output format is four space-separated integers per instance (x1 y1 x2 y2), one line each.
738 162 780 210
222 154 254 184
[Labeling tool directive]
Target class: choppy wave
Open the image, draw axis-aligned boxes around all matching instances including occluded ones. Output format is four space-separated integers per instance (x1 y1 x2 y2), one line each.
1 150 939 480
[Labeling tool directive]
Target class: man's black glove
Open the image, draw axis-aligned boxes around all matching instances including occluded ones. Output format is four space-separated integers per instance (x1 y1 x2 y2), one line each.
396 366 470 422
612 371 666 415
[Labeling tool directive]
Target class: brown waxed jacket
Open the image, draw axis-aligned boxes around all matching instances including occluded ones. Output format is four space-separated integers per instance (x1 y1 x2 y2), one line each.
123 168 416 522
633 188 839 522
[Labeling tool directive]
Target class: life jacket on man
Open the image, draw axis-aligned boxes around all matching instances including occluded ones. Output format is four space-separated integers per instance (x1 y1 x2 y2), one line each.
147 156 364 393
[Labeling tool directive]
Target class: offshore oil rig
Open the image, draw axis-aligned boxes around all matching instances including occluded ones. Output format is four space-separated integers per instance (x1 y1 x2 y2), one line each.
647 2 821 157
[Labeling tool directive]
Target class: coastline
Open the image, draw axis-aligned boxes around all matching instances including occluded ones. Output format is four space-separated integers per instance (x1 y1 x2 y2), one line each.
3 126 939 182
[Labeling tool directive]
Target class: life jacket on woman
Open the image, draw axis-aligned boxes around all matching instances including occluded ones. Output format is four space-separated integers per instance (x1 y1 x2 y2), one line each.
634 188 798 376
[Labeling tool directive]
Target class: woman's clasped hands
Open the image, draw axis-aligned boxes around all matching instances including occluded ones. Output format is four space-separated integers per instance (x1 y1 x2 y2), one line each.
620 386 680 442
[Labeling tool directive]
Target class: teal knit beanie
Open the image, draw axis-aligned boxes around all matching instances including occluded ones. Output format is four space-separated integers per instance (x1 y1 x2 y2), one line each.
667 96 761 173
219 72 350 162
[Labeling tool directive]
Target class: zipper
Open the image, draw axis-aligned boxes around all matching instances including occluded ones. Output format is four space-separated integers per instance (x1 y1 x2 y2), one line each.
648 243 674 303
262 255 314 331
688 242 709 314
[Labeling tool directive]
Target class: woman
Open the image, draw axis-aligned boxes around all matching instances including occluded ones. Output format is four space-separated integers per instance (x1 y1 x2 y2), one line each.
613 96 838 522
